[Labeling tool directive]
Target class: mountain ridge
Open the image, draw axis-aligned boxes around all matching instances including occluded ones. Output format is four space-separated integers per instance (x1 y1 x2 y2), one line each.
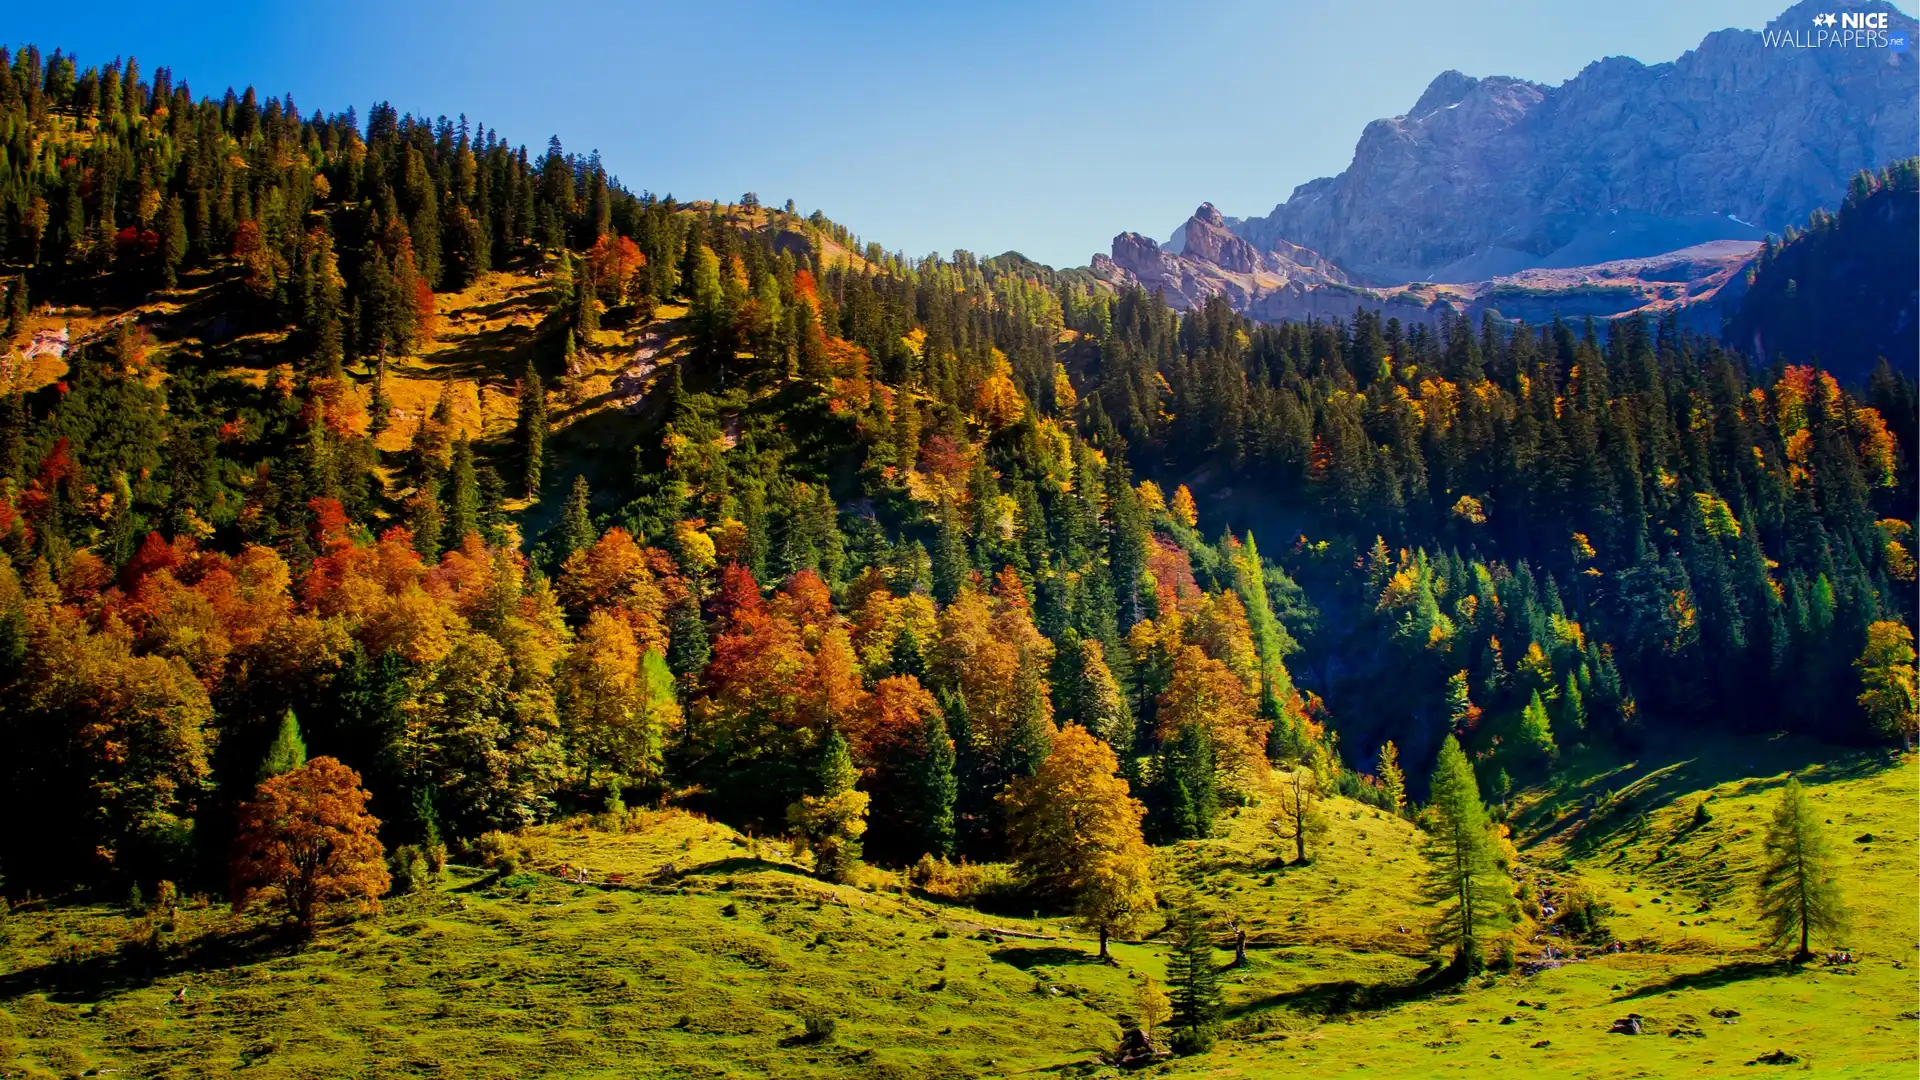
1094 0 1918 336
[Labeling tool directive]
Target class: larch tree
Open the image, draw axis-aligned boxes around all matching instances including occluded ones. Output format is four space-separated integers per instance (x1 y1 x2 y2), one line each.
1855 620 1917 749
258 708 307 782
230 756 389 934
1756 777 1848 962
1133 974 1173 1040
1001 723 1156 962
1421 735 1508 972
1377 741 1407 815
1169 484 1198 529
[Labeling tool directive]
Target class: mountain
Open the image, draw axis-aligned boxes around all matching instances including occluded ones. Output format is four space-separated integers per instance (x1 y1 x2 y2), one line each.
1091 203 1761 331
1238 0 1918 284
1098 0 1918 333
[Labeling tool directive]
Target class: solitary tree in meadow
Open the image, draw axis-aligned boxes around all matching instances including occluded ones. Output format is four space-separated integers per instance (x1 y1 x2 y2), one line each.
1165 897 1223 1054
231 756 389 934
1421 735 1508 972
1272 766 1330 864
1002 723 1156 962
1756 777 1848 962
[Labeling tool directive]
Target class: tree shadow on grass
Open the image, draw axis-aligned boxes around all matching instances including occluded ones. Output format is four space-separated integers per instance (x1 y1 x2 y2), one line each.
0 922 301 1005
1610 957 1793 1002
1227 958 1454 1019
990 945 1100 969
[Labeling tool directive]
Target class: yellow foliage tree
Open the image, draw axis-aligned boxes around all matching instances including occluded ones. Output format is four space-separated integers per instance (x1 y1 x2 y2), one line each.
1170 484 1198 528
1001 723 1156 961
1856 620 1918 750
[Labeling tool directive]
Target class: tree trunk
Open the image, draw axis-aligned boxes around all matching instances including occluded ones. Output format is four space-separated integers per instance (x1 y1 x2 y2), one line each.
1098 926 1110 962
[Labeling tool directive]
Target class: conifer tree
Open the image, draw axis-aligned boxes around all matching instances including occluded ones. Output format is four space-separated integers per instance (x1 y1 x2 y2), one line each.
7 275 27 340
518 359 548 499
558 475 593 560
1166 897 1222 1054
786 731 868 883
666 592 711 690
1377 741 1407 815
1517 689 1557 767
444 436 480 546
1422 735 1507 972
259 709 308 783
1756 777 1848 962
910 706 958 859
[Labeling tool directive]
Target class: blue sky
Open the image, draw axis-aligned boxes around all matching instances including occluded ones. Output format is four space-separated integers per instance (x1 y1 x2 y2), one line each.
15 0 1801 266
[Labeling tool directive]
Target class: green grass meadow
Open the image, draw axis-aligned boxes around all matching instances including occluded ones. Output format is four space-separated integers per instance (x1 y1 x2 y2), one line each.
1 740 1913 1079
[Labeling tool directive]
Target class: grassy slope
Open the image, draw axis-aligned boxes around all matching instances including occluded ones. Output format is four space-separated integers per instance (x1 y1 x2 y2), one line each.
4 741 1907 1079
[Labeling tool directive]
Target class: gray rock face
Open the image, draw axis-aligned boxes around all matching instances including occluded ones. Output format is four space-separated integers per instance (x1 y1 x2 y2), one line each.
1230 0 1918 283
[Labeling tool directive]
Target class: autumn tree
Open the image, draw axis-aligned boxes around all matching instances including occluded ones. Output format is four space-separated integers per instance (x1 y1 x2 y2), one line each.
1421 735 1508 972
230 757 390 933
559 610 679 786
1133 975 1173 1042
1855 620 1917 749
1272 766 1330 864
1756 778 1848 962
1377 741 1407 815
1001 723 1156 961
1169 484 1198 529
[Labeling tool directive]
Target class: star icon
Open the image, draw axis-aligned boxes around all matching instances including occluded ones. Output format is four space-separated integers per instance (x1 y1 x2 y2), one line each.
1815 12 1837 26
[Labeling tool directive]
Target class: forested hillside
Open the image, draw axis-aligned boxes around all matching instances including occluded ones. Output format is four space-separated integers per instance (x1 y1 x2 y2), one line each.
0 39 1912 944
1726 161 1920 383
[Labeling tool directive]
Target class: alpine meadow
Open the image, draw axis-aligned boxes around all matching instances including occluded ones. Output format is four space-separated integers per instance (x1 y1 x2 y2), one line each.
0 3 1916 1077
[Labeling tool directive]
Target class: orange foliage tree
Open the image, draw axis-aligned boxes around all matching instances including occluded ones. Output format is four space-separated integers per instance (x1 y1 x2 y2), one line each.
230 756 389 932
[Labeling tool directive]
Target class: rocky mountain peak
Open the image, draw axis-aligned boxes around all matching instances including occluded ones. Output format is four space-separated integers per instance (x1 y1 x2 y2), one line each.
1215 0 1917 283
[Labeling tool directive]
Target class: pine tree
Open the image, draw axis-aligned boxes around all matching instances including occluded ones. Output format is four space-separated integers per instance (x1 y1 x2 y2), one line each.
558 475 593 560
931 497 968 605
518 359 547 499
259 709 308 783
786 731 869 883
1756 778 1848 962
910 707 958 859
444 436 480 545
1422 735 1508 972
1517 689 1557 767
406 483 444 562
7 275 27 340
666 592 711 689
159 195 188 288
1166 897 1222 1054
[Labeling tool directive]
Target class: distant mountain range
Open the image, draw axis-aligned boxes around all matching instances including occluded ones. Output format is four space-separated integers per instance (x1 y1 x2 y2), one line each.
1092 0 1918 351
